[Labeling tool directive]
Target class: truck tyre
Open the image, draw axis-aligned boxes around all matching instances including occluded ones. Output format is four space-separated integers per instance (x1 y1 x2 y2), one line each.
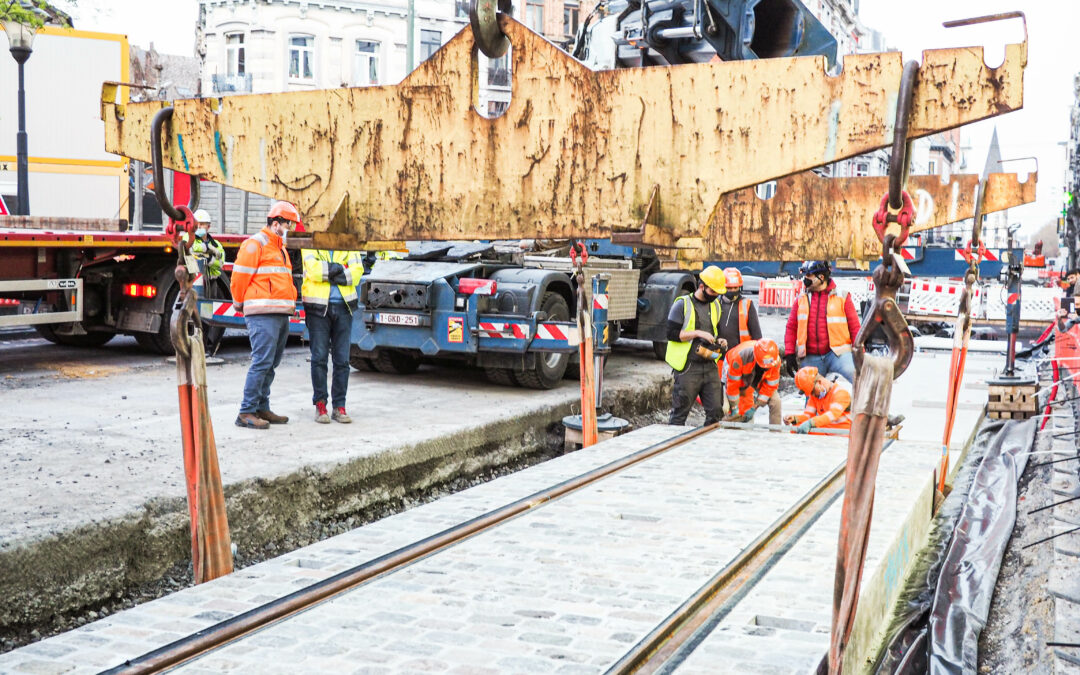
653 340 668 361
35 324 116 347
514 293 570 390
484 367 518 387
135 285 180 355
372 349 421 374
349 345 376 371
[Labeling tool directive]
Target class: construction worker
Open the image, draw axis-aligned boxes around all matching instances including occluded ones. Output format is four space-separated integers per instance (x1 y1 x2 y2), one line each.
785 366 852 433
666 266 727 426
783 260 860 383
724 338 782 424
230 201 300 430
190 209 225 282
302 247 364 424
717 267 761 349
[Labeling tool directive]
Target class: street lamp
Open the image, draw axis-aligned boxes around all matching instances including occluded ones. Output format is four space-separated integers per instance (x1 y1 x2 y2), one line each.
4 17 38 216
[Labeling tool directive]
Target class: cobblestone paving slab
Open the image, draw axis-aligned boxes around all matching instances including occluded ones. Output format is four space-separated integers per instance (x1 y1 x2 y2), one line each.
0 425 685 675
675 440 943 674
174 431 848 673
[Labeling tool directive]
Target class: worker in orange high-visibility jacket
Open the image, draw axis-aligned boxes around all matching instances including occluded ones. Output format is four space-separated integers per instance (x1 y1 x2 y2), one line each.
785 366 852 433
724 338 782 424
231 201 301 430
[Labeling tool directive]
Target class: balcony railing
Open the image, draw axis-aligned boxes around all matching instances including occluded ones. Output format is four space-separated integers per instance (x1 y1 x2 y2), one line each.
212 73 253 94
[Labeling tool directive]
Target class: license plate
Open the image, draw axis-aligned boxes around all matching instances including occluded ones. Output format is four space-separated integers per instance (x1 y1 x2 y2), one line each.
376 312 421 327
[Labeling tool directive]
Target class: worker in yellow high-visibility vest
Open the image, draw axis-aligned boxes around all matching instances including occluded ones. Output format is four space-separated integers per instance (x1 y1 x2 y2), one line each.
665 266 727 426
301 248 364 424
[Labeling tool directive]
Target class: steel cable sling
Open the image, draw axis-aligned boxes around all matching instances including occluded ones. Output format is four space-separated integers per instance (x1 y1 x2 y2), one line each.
826 60 918 675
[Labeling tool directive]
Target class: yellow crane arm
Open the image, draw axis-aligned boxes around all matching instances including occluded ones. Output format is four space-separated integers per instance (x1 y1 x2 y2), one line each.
101 18 1026 256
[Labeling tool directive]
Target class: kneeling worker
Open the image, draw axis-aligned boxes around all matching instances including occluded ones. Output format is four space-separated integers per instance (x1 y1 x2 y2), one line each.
785 366 852 433
724 338 782 424
666 266 728 426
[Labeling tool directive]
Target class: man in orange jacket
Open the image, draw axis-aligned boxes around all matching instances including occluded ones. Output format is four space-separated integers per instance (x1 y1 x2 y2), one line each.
231 201 301 430
785 366 852 433
724 338 782 424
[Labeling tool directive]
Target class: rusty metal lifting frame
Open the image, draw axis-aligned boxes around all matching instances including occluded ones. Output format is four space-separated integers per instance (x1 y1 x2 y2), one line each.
101 18 1026 258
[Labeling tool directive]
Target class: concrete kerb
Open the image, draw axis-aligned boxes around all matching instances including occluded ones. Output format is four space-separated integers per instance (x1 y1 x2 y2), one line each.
0 372 674 634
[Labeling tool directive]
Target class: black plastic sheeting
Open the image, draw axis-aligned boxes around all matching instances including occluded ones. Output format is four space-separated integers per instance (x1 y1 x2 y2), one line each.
872 416 1037 673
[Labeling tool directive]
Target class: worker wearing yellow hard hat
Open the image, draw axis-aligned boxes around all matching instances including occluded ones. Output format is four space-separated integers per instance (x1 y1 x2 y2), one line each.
665 266 727 426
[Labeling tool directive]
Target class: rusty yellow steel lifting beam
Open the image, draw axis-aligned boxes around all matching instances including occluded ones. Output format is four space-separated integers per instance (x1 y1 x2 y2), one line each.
685 170 1037 266
101 17 1026 256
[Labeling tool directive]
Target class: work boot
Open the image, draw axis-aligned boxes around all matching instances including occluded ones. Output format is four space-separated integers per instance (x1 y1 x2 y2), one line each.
887 414 905 428
235 413 270 430
332 407 352 424
314 401 330 424
256 409 289 425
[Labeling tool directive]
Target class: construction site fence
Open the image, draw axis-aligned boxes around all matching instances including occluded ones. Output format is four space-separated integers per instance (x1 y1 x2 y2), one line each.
756 277 1060 322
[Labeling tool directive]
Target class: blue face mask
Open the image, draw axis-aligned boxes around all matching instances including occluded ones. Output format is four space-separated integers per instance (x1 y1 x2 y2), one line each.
195 228 208 239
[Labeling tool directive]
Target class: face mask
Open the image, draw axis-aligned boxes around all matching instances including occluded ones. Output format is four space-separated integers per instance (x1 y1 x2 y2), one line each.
195 228 207 239
802 276 814 288
703 288 719 300
724 290 740 301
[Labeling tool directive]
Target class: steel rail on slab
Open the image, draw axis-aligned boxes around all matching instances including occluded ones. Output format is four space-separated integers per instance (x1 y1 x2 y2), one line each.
102 422 723 674
608 440 895 675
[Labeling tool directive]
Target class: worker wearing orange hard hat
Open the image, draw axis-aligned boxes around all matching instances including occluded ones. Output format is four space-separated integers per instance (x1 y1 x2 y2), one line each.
231 201 301 430
716 268 762 350
723 338 782 424
784 366 852 433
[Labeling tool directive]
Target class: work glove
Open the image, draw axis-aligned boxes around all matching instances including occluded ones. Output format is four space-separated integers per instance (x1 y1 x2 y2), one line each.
206 258 223 279
784 354 799 377
328 263 348 285
362 252 377 275
795 419 814 434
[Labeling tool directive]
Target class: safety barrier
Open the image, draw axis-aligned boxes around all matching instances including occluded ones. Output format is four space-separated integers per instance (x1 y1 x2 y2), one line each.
983 285 1058 322
758 279 802 308
906 279 978 317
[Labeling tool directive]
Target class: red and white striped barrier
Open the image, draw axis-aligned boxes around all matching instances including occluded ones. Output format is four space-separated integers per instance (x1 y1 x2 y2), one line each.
758 279 802 308
907 279 976 316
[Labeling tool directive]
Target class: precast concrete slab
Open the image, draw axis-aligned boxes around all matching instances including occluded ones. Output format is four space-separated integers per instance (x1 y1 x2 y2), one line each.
0 343 672 632
674 439 943 674
1 424 857 673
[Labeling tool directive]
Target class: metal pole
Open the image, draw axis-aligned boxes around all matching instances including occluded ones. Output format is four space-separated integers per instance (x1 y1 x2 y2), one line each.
406 0 415 73
240 190 250 234
133 160 144 230
15 59 29 216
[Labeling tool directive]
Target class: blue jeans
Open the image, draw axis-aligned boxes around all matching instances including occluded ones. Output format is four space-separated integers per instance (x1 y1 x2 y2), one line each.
801 351 855 384
240 314 290 414
306 302 353 409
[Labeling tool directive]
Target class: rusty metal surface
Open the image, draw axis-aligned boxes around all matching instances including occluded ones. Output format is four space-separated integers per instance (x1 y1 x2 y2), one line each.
699 171 1036 263
101 18 1025 254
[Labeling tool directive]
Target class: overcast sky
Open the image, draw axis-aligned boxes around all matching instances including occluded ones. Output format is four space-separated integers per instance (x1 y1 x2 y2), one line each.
57 0 1077 236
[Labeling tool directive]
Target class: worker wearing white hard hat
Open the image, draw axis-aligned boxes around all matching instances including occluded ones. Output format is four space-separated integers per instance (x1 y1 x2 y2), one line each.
189 209 225 280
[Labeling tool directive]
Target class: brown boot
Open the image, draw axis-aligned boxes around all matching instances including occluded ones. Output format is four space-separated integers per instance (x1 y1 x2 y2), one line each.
236 413 270 430
256 410 289 424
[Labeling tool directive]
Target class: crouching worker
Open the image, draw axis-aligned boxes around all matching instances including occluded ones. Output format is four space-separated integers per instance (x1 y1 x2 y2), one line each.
724 338 782 424
785 366 852 434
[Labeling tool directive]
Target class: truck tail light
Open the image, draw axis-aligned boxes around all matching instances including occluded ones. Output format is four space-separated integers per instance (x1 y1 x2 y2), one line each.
123 283 158 299
458 278 496 296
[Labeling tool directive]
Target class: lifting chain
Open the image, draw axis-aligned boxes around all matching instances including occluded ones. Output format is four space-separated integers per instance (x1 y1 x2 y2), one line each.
469 0 512 58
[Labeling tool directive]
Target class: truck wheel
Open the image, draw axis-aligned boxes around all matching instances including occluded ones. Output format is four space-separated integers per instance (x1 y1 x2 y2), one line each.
135 285 180 355
35 324 116 347
373 349 421 374
653 341 667 361
349 345 376 371
484 368 518 386
514 293 570 390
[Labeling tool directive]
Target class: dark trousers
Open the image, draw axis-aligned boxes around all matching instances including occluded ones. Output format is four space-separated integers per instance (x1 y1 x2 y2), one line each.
669 359 723 426
240 314 290 413
307 302 353 409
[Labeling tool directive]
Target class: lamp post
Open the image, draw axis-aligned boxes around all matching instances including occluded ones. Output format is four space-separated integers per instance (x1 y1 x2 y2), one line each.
4 18 37 216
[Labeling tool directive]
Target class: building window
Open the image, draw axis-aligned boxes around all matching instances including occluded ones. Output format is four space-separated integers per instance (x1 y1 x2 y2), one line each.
420 29 442 62
454 0 469 18
928 159 938 175
289 35 315 81
487 54 510 86
854 161 869 177
525 0 544 33
563 1 579 37
488 100 509 117
354 40 379 86
226 33 245 76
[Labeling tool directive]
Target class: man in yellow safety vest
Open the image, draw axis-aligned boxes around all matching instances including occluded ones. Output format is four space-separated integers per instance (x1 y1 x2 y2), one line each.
665 266 727 426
